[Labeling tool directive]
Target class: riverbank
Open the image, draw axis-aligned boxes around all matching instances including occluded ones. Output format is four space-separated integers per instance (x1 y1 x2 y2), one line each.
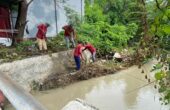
2 53 134 110
31 59 132 91
0 47 134 92
7 59 169 110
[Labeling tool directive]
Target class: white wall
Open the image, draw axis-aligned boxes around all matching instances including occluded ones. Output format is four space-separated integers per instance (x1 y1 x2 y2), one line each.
25 0 84 38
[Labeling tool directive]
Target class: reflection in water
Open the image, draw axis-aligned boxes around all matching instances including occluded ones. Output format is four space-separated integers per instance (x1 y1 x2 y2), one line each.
129 86 169 110
6 61 170 110
85 80 127 110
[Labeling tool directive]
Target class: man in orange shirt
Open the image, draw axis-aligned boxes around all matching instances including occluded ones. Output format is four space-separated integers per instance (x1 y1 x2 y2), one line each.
74 41 84 70
62 24 76 49
36 23 50 52
83 42 96 62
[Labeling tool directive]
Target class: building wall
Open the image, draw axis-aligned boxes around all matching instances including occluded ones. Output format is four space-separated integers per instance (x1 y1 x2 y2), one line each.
25 0 84 38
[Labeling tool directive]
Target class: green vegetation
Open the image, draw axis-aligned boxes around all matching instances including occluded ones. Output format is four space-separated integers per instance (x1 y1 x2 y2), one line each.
139 0 170 105
64 0 170 104
77 22 137 55
63 0 138 55
16 40 36 52
155 70 170 105
149 0 170 104
0 0 169 104
47 34 67 52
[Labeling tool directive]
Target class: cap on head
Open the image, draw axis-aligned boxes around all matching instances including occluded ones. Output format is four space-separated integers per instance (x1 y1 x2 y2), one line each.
69 24 73 28
45 23 50 27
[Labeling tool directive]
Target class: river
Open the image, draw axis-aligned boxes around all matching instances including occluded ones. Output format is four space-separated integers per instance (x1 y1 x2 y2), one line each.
6 60 170 110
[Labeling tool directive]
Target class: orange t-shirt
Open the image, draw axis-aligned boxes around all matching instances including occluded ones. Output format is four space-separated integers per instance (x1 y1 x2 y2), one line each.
74 44 83 57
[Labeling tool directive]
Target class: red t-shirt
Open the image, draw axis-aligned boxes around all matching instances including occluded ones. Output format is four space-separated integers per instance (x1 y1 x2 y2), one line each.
36 24 47 39
85 44 96 53
63 25 74 37
0 91 5 104
74 44 83 57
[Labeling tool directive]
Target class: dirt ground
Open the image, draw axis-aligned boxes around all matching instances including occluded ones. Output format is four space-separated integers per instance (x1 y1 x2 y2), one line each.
0 44 134 91
32 60 132 91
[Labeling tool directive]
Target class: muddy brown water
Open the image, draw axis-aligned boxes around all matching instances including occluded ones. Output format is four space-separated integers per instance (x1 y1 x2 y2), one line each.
6 60 170 110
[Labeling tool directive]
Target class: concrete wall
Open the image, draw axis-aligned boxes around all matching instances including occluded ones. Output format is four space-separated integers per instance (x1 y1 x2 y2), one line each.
0 49 92 91
62 99 98 110
0 50 74 91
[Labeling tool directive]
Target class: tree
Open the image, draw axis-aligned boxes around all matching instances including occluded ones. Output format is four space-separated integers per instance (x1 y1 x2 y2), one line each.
85 0 145 42
64 6 81 27
15 0 33 40
149 0 170 104
15 0 67 40
138 0 148 39
134 0 170 104
85 3 106 23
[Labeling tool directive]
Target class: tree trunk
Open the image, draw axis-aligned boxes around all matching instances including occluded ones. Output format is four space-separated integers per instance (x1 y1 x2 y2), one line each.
134 0 149 63
15 0 28 42
140 0 148 39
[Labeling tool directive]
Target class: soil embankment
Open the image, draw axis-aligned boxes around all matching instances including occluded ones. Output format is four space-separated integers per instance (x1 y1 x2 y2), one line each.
33 59 132 91
0 49 133 92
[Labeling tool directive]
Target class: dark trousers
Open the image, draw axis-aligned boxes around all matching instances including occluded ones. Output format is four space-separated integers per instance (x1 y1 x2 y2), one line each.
74 56 81 70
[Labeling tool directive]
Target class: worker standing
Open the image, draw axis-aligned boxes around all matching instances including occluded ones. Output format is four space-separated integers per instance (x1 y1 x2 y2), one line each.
62 24 76 49
36 23 50 52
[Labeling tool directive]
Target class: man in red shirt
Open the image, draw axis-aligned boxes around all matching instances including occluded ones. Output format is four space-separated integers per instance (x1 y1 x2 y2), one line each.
0 90 5 110
62 24 76 49
36 23 50 51
83 42 96 62
74 41 84 70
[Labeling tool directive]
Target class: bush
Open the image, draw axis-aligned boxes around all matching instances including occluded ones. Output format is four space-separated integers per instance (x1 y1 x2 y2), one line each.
16 40 35 52
76 21 138 55
85 4 106 23
47 32 67 52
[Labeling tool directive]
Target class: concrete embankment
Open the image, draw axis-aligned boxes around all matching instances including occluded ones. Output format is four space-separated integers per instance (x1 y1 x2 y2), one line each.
0 50 74 91
0 50 92 92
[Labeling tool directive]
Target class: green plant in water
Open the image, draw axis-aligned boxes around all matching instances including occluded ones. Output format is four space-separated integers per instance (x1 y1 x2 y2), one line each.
155 70 170 105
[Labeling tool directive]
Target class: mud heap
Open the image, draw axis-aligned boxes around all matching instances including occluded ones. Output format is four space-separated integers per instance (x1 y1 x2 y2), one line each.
32 61 125 91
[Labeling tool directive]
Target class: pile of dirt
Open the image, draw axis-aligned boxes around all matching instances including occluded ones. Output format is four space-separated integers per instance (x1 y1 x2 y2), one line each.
32 62 124 91
36 73 74 91
73 64 120 80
